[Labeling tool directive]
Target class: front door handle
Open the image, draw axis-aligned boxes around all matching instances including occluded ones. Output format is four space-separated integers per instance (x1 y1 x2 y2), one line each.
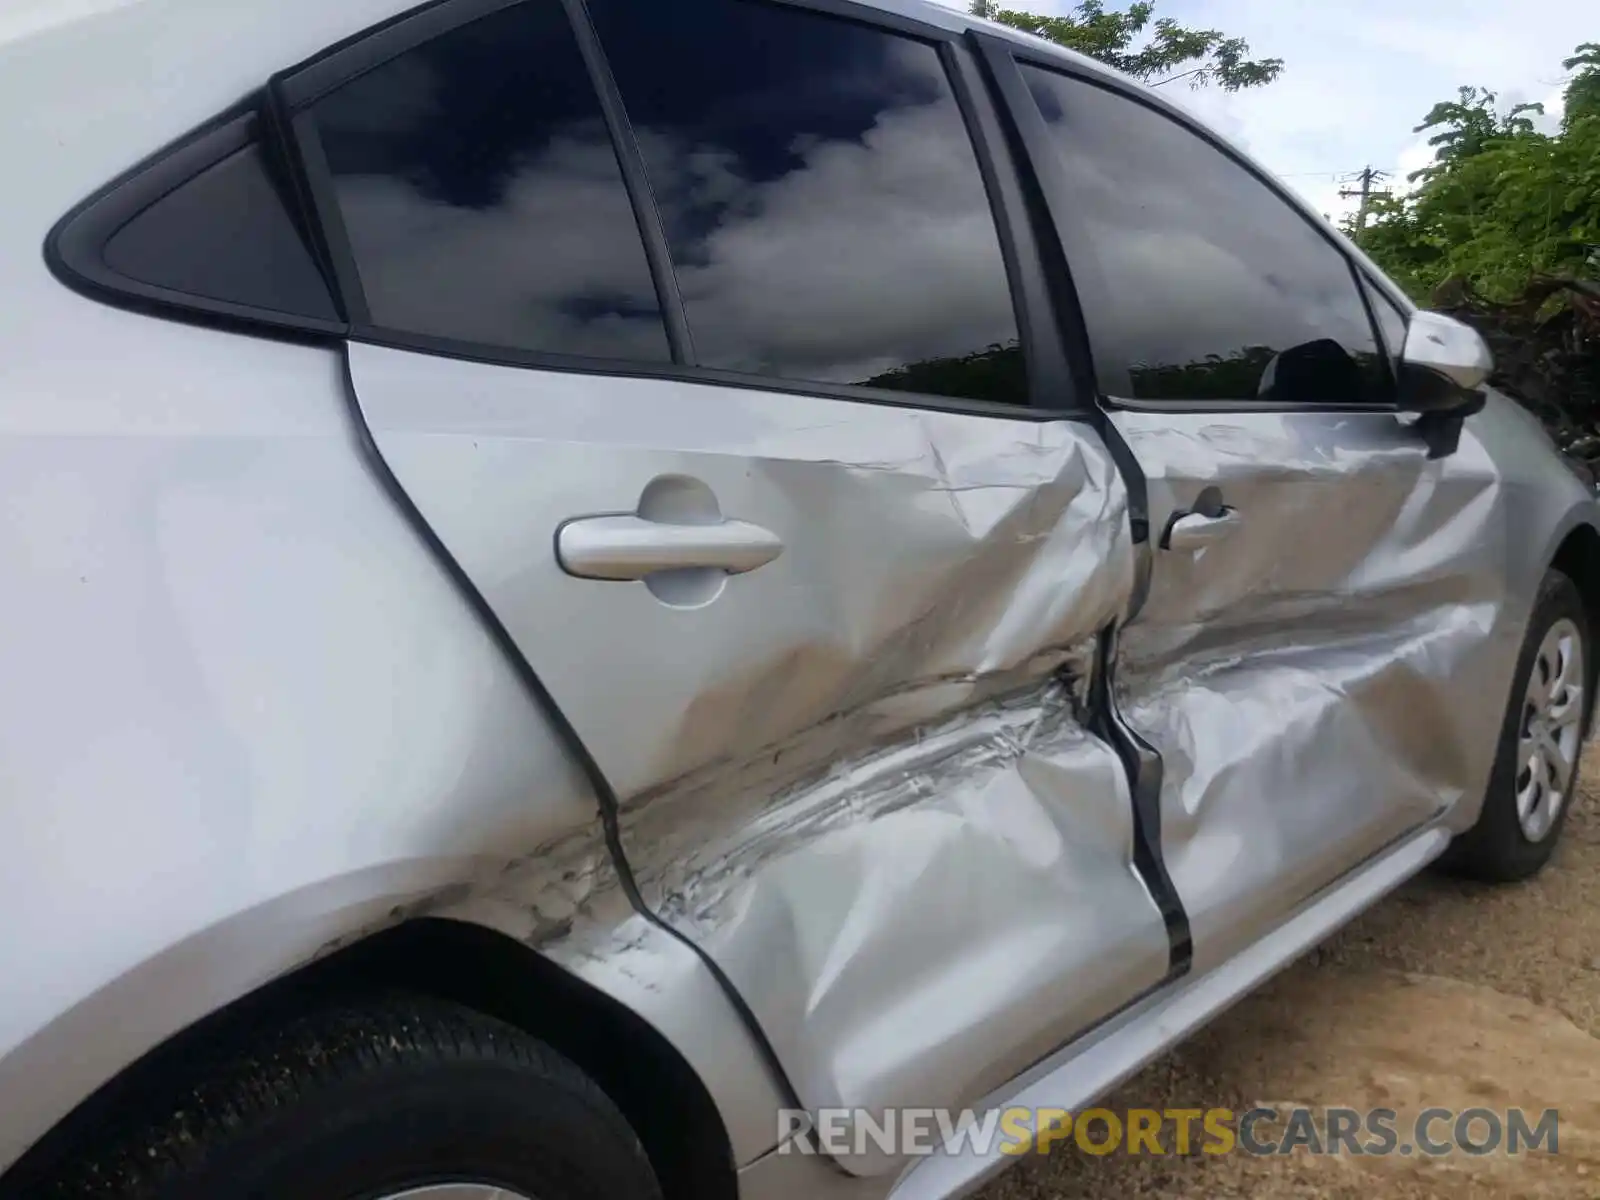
1162 507 1242 551
557 515 784 581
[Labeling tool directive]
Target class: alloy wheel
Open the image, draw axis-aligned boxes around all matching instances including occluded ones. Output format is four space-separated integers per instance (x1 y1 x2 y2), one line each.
1516 616 1586 842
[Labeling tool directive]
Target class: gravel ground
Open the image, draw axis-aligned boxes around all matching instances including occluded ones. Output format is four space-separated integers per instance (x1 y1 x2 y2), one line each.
977 745 1600 1200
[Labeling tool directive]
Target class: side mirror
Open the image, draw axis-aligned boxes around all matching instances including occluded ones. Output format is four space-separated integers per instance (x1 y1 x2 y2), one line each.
1397 310 1492 412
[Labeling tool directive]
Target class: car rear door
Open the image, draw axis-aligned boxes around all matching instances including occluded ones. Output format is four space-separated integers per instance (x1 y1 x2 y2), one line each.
986 45 1510 975
276 0 1173 1173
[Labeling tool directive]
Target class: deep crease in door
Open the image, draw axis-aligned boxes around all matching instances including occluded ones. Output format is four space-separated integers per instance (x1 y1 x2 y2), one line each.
1110 408 1516 973
595 411 1174 1143
341 345 1174 1177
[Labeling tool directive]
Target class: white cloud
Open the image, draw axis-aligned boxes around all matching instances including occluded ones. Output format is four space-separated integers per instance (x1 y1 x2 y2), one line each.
333 126 674 362
656 101 1019 383
1534 86 1567 134
1395 137 1437 186
330 89 1021 385
327 0 1592 376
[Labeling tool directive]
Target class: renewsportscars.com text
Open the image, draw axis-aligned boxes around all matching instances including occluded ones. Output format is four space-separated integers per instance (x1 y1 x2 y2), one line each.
778 1105 1561 1158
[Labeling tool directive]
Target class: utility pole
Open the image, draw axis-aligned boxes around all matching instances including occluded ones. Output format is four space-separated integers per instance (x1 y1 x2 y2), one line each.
1339 167 1391 233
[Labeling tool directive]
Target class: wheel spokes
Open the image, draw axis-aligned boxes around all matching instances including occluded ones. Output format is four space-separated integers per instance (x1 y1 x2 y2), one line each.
1517 616 1586 843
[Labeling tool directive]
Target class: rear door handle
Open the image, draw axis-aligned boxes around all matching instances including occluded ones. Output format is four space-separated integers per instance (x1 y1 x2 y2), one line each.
557 515 784 581
1162 507 1242 551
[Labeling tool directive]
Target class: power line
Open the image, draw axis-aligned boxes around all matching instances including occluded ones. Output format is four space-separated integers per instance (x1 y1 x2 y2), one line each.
1278 168 1388 179
1337 166 1392 232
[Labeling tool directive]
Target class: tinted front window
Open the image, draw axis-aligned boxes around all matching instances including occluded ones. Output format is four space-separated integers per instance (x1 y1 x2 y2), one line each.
590 0 1026 403
311 2 670 362
1022 66 1385 405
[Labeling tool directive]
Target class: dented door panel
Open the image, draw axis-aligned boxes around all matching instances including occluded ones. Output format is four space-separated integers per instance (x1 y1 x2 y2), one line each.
344 343 1171 1176
622 669 1170 1146
1110 408 1512 972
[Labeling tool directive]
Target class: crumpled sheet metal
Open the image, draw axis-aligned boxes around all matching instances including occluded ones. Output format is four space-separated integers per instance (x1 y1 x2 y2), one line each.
624 411 1142 797
434 817 620 949
594 415 1171 1172
429 817 804 1167
625 670 1170 1172
350 340 1143 797
352 340 1173 1177
1110 409 1513 975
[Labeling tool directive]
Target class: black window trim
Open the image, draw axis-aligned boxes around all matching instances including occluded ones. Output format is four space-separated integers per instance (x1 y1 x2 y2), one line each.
346 320 1064 417
43 101 349 341
1358 269 1414 354
275 0 526 111
282 102 369 327
1348 261 1404 396
759 0 964 39
976 33 1402 416
565 0 695 365
46 0 1083 424
943 38 1080 413
274 0 1076 420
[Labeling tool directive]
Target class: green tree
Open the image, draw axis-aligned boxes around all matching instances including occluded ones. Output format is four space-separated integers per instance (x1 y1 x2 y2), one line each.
968 0 1282 91
858 341 1027 403
1405 86 1545 184
1348 47 1600 303
1347 45 1600 460
1562 42 1600 129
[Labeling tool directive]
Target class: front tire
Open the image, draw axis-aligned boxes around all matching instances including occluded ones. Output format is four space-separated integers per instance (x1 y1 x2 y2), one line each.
50 995 663 1200
1444 568 1590 882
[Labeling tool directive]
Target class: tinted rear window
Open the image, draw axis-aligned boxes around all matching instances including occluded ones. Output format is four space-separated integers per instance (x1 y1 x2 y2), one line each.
590 0 1027 404
309 0 671 362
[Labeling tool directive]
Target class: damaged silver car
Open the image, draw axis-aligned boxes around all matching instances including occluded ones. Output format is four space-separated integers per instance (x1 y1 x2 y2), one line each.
1 0 1595 1196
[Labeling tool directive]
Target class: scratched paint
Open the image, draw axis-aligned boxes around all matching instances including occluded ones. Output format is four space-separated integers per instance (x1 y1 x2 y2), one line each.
1110 406 1515 976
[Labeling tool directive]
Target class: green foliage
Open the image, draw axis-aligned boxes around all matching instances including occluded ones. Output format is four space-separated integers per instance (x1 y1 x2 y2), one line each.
1563 42 1600 129
1348 48 1600 304
1406 87 1545 183
1347 44 1600 462
1129 346 1276 400
858 341 1027 403
967 0 1281 91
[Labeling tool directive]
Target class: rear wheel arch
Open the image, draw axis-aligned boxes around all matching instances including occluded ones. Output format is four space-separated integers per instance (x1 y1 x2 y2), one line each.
0 918 738 1200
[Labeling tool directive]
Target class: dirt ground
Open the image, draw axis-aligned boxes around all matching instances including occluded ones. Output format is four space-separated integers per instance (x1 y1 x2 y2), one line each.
978 745 1600 1200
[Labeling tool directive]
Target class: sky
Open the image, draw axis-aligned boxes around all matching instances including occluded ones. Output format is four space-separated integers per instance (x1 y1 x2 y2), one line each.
1013 0 1590 221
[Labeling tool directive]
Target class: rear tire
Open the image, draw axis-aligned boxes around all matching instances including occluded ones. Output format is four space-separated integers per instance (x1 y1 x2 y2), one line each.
1443 569 1590 882
48 995 663 1200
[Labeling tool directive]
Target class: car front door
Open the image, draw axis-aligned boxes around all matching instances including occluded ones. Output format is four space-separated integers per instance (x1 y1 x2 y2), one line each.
995 53 1510 974
277 0 1173 1174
